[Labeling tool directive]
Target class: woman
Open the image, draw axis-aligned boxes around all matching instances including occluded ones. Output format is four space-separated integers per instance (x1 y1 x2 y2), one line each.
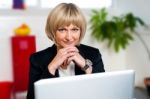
27 3 105 99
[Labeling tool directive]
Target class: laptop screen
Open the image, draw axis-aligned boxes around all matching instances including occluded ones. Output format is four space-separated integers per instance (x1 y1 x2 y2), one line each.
34 70 135 99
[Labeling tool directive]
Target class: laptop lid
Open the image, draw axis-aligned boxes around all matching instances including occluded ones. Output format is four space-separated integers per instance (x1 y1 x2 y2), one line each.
34 70 135 99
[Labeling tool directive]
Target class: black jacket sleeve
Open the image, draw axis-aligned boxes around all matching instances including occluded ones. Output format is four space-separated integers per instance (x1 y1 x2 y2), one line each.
26 54 56 99
92 49 105 73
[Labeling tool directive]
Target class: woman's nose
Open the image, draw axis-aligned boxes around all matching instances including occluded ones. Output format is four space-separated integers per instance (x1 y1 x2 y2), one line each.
66 31 72 40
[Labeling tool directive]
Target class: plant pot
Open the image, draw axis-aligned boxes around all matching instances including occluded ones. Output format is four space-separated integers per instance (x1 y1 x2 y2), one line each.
144 77 150 96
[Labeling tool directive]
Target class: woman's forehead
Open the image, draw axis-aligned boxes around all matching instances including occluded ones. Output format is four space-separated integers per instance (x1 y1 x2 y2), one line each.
59 23 79 28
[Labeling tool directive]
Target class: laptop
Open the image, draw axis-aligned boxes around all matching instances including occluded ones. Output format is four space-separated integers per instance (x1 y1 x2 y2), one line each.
34 70 135 99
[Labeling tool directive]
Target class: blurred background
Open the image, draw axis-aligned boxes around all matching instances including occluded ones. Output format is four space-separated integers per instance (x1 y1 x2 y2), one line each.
0 0 150 99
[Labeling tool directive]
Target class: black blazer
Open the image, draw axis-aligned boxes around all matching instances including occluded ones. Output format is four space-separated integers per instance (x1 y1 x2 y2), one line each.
27 44 105 99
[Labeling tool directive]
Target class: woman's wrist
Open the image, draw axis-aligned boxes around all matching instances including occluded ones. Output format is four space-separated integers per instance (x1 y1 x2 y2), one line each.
81 59 93 74
85 66 92 74
48 64 57 75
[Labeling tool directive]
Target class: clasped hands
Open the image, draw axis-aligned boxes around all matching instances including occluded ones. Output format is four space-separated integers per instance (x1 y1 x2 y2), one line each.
48 46 86 75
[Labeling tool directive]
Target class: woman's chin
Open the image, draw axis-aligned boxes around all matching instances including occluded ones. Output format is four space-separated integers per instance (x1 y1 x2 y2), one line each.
57 43 76 48
63 44 76 47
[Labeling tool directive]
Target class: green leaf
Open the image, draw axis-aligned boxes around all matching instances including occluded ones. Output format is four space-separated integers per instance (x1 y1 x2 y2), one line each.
89 8 148 53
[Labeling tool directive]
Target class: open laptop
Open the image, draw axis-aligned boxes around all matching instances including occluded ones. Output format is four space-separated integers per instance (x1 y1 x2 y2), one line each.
34 70 135 99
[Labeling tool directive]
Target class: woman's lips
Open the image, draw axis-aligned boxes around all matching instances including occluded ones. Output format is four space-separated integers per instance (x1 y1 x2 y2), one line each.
64 42 74 45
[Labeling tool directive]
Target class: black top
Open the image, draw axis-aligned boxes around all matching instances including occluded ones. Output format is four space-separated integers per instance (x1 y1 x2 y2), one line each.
27 44 105 99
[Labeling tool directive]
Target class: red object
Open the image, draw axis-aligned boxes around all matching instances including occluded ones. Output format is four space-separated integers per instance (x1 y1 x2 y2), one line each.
0 81 13 99
11 36 36 92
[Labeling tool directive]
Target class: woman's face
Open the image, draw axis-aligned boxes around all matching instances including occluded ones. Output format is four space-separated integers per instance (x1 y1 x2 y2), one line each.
55 24 80 49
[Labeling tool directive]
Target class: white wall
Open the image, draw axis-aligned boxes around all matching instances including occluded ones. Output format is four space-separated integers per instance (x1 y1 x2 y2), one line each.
0 0 150 87
113 0 150 87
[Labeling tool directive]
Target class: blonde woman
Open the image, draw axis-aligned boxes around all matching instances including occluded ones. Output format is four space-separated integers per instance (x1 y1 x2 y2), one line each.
27 3 105 99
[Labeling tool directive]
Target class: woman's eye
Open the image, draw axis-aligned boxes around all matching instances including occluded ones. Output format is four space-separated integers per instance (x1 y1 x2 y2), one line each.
72 28 79 32
57 29 66 32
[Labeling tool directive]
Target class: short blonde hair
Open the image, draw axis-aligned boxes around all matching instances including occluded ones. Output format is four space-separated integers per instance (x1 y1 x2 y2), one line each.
45 3 87 44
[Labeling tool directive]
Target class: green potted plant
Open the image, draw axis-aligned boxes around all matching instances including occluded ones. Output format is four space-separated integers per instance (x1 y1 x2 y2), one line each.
90 8 149 57
90 8 150 96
